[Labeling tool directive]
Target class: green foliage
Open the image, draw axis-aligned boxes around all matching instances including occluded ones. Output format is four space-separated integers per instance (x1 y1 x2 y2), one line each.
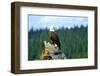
28 25 88 60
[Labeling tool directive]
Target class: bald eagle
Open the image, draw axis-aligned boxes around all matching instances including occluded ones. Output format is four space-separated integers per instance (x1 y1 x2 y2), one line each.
49 26 61 50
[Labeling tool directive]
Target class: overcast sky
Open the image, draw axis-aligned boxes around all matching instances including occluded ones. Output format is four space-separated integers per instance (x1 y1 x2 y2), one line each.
28 15 88 31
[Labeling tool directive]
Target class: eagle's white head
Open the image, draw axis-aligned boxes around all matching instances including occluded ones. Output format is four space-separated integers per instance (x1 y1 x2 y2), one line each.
49 26 55 32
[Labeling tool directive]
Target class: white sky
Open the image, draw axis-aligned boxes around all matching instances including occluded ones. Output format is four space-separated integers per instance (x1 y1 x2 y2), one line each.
28 15 88 31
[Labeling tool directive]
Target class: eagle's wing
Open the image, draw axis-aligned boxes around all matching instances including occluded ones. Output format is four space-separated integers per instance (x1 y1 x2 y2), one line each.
50 32 61 49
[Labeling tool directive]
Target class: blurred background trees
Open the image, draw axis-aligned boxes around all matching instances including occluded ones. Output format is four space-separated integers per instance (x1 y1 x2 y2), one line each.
28 25 88 60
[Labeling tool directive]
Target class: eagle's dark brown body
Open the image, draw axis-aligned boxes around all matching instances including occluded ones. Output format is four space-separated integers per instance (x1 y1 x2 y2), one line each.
49 31 61 49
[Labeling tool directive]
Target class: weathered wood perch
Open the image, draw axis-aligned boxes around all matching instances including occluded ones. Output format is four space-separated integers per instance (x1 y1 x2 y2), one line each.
40 41 66 60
